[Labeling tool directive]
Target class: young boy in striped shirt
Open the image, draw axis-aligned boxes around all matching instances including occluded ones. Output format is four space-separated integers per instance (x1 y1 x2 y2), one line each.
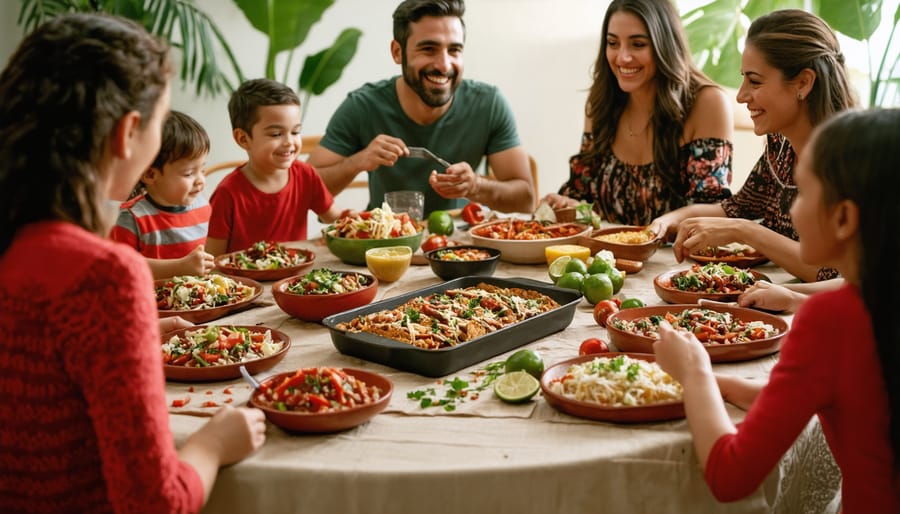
111 110 215 278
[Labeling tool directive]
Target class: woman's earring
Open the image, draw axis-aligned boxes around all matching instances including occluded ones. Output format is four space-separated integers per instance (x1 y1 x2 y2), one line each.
797 92 804 101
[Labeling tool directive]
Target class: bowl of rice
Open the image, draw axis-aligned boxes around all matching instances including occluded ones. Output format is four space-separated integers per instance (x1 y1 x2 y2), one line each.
577 225 661 262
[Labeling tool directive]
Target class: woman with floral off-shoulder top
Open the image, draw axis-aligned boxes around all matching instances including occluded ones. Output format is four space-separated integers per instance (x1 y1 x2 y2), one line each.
543 0 734 226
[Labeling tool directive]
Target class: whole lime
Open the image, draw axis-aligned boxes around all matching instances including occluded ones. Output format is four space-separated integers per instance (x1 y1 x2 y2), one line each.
555 271 585 292
582 273 614 305
505 349 544 378
620 297 645 309
587 257 613 275
564 258 588 275
427 210 454 236
607 267 625 293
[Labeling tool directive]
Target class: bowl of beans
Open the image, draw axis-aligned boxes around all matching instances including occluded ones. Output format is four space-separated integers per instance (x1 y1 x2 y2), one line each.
424 245 501 280
577 225 661 262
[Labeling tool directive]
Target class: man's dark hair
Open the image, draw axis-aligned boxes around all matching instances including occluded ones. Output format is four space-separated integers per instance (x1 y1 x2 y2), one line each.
392 0 465 50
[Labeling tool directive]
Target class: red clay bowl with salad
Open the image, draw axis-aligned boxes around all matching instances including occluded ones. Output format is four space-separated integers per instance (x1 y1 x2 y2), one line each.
248 366 393 433
605 304 788 362
161 324 291 382
272 268 379 322
653 262 770 304
155 273 262 324
323 206 423 265
214 240 315 282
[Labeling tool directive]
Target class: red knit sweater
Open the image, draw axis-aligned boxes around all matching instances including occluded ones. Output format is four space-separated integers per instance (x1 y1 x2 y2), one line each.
0 221 203 513
705 284 900 512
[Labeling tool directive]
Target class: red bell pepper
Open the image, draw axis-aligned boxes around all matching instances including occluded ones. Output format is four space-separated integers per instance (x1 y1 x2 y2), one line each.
461 202 484 225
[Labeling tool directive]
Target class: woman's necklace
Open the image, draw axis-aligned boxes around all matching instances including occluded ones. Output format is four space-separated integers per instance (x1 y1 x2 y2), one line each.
625 113 652 137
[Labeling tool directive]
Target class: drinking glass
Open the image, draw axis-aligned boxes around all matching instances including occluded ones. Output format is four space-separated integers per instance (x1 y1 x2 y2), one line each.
384 190 424 221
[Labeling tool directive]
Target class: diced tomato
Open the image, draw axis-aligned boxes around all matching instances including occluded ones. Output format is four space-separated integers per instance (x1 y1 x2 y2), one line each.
251 333 265 342
202 401 218 408
223 387 233 395
358 211 372 220
171 397 191 408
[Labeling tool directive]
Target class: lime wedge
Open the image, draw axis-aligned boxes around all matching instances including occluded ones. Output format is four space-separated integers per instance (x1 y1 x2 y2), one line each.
548 255 572 283
494 371 540 403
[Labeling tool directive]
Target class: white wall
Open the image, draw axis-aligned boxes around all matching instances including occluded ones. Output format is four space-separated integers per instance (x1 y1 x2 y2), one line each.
1 0 768 234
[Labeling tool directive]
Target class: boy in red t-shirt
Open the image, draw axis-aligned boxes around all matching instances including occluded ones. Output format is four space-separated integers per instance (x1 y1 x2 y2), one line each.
206 79 345 255
110 110 216 278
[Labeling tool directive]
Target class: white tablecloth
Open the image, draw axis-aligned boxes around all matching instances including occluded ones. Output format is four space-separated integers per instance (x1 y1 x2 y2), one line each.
166 237 841 514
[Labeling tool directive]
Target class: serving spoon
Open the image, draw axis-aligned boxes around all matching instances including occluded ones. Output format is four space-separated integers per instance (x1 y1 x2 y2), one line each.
239 364 261 390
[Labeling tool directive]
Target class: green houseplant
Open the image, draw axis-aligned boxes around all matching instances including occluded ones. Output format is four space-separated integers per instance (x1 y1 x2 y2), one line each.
232 0 361 120
681 0 900 106
17 0 361 115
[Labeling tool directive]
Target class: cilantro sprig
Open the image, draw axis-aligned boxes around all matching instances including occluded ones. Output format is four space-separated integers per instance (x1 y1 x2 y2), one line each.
406 361 506 412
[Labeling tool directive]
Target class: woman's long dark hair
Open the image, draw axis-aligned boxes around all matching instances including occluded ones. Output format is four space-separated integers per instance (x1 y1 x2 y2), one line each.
0 13 170 253
586 0 716 194
809 108 900 471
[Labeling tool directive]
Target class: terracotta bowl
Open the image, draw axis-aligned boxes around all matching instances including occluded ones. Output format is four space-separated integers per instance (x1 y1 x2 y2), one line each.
249 368 393 433
272 270 378 322
214 247 315 282
541 353 685 423
469 220 592 264
424 245 501 280
605 304 789 362
577 226 661 262
155 275 263 324
653 268 771 304
161 325 291 382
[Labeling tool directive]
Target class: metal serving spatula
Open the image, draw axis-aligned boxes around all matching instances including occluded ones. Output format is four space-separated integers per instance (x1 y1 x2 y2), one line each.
407 146 451 169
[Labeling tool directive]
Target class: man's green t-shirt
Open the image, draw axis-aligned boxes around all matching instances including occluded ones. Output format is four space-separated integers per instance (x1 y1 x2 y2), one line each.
319 77 521 214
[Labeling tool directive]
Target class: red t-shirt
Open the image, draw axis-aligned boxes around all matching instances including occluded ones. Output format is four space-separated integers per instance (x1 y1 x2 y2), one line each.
208 160 334 252
705 284 899 512
0 221 204 513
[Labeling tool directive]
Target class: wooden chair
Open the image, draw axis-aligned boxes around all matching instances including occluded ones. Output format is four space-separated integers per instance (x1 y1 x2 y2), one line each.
203 134 324 178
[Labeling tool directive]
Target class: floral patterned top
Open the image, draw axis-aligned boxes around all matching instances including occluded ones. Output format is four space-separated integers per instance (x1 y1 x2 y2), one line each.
721 133 837 281
559 134 732 226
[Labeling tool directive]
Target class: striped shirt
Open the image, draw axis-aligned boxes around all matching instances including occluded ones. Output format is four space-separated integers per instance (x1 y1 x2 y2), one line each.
110 193 211 259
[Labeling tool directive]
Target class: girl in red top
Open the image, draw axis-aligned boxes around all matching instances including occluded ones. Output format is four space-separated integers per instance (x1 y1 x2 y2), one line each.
0 13 265 513
654 109 900 512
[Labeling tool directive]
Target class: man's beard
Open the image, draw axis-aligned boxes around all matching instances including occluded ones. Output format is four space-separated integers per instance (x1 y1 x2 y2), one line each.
401 52 458 108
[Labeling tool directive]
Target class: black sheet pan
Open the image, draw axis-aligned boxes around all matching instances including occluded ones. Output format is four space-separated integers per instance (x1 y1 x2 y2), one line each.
322 276 582 377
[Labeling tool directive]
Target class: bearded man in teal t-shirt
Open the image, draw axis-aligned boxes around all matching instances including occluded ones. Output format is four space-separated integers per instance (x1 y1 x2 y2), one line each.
309 0 535 215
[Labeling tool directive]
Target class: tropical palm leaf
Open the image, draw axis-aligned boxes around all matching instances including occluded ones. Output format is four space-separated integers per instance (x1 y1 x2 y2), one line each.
17 0 244 97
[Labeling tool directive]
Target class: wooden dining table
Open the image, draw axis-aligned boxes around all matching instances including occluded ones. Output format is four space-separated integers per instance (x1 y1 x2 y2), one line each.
165 233 842 514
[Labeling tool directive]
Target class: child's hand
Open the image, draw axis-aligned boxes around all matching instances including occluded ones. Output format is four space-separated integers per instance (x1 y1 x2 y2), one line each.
652 321 713 384
198 405 267 466
159 316 192 334
182 245 215 276
738 281 804 313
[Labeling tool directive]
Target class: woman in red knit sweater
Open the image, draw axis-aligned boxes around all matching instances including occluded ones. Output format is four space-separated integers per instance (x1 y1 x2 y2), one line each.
654 108 900 512
0 13 266 513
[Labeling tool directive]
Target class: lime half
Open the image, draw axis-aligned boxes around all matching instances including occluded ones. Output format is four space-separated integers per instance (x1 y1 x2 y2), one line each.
494 371 540 403
548 255 572 283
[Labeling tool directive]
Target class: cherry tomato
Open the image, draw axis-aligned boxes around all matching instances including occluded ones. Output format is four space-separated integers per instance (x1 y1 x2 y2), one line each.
592 300 620 327
421 234 449 253
579 337 609 356
461 202 485 225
